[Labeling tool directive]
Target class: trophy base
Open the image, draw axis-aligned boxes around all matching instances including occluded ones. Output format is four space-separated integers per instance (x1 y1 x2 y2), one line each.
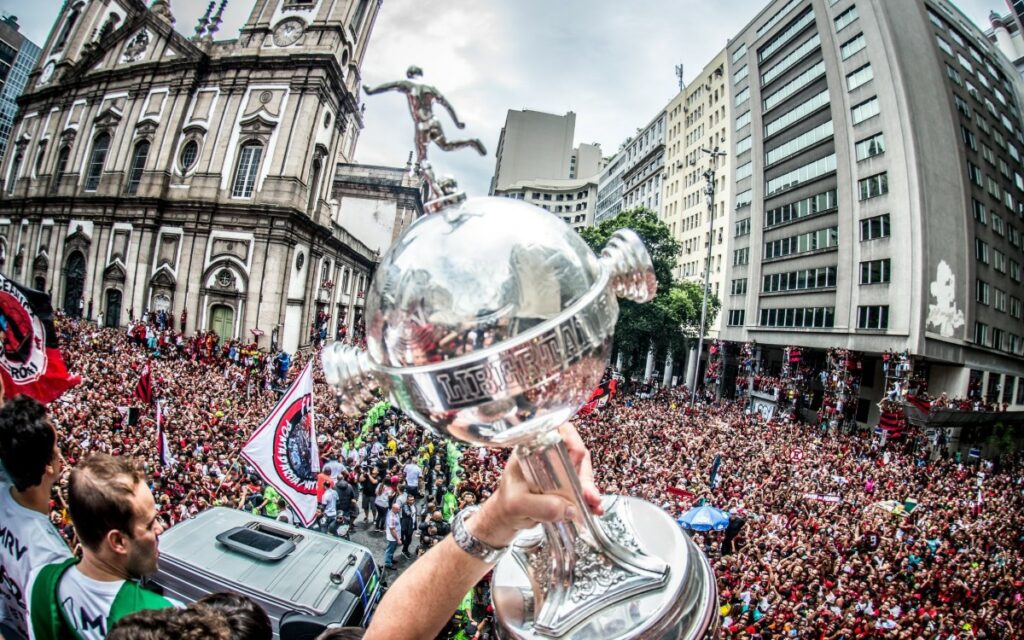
491 496 718 639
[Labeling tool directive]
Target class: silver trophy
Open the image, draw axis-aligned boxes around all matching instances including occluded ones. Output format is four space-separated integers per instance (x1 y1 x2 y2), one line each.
325 68 717 639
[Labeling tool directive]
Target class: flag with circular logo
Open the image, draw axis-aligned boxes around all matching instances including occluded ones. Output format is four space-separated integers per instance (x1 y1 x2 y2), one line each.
241 361 321 525
0 273 80 404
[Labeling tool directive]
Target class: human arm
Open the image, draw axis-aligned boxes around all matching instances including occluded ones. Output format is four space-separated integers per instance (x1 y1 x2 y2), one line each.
363 81 405 96
364 424 601 640
436 94 466 129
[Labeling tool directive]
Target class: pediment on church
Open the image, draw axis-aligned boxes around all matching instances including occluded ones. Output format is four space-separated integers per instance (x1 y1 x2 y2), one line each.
68 11 205 83
150 266 176 288
103 261 127 283
238 112 279 134
94 107 124 129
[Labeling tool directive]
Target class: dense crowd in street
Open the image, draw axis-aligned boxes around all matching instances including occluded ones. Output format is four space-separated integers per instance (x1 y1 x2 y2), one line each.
9 317 1022 638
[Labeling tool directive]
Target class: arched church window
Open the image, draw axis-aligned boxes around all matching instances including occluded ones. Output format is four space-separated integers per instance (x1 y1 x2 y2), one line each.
85 132 111 192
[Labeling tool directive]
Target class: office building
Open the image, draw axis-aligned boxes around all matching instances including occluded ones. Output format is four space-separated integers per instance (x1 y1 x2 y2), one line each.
490 109 595 193
0 16 41 164
721 0 1024 419
595 150 626 223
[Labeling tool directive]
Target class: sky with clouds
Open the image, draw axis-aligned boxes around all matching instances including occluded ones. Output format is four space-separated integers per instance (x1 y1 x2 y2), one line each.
4 0 1006 194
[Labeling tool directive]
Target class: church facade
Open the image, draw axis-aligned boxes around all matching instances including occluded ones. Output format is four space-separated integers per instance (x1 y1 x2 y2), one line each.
0 0 388 353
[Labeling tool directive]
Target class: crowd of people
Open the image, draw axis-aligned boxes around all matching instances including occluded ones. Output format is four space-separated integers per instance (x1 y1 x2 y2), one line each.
1 315 1022 639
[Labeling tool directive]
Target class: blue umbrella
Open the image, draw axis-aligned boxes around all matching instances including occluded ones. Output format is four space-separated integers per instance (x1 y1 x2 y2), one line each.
678 505 730 532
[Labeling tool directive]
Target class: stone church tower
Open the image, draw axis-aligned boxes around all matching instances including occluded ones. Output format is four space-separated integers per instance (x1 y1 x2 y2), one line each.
0 0 393 352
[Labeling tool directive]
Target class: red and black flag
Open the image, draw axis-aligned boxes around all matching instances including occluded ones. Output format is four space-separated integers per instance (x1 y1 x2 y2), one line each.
135 361 153 405
878 411 905 438
0 274 80 404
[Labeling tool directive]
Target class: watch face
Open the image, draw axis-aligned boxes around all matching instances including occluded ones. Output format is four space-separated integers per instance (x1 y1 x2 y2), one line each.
273 19 304 47
39 61 55 84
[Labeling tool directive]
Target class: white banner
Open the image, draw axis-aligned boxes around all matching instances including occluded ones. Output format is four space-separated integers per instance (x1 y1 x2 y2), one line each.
156 400 176 468
242 361 320 525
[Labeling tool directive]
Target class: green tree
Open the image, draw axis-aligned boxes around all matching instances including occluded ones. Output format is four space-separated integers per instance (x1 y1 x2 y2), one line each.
580 208 720 377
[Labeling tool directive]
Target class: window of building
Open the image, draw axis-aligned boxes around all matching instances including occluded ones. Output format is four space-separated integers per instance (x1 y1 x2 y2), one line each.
763 60 826 111
765 188 837 227
33 140 48 176
732 43 747 64
961 126 977 151
954 95 972 118
761 34 821 86
51 145 70 193
736 111 751 131
975 322 989 346
734 64 749 84
992 213 1005 236
736 189 752 209
957 52 974 74
758 8 816 62
5 150 22 194
735 86 750 107
765 89 829 138
727 309 746 326
759 306 835 328
967 162 983 186
733 247 749 265
994 288 1007 312
855 133 885 161
736 161 753 181
841 33 866 60
834 6 858 31
179 140 199 172
857 305 889 329
731 278 748 295
125 140 149 194
975 238 990 264
945 63 961 86
54 7 81 51
851 97 880 125
860 258 891 284
84 132 111 192
972 198 987 224
987 176 1001 199
976 279 990 304
858 172 888 200
1011 259 1022 282
766 121 833 166
736 135 752 156
764 226 838 259
1010 296 1022 319
846 64 873 91
735 218 751 237
765 153 836 196
762 266 836 292
231 141 263 198
860 214 890 240
936 35 953 56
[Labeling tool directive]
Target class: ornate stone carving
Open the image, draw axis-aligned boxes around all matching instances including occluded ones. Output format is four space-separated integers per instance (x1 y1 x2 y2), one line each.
122 30 151 62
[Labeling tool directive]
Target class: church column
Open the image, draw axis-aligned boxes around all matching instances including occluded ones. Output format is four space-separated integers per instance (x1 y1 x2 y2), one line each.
662 352 673 388
643 342 655 383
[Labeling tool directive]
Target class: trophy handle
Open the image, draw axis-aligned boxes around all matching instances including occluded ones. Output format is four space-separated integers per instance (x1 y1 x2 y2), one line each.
512 431 670 637
600 229 658 304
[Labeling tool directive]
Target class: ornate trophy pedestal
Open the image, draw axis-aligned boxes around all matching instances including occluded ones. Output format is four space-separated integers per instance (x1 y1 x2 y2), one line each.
493 496 718 640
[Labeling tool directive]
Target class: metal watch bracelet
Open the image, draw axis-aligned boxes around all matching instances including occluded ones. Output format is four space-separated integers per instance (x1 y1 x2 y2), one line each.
452 505 508 564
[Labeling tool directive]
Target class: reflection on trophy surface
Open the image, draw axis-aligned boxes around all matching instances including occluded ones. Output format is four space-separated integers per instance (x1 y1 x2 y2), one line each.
324 69 717 639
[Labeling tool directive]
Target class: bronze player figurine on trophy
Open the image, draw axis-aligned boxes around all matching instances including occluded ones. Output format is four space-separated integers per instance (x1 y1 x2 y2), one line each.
328 68 718 639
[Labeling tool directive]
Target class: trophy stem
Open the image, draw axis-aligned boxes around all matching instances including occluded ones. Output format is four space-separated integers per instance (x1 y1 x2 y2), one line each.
511 432 670 637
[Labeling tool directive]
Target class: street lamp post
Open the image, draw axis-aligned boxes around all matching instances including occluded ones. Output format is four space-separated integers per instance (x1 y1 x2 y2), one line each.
690 145 727 408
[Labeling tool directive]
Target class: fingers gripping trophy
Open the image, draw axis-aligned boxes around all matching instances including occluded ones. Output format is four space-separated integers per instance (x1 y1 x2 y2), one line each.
326 68 718 639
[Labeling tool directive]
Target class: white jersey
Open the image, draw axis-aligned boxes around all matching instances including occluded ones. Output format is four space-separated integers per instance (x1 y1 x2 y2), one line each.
26 565 181 640
0 486 70 639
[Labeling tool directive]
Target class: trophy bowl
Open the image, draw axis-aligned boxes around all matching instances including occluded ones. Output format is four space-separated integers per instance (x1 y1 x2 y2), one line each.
323 196 717 639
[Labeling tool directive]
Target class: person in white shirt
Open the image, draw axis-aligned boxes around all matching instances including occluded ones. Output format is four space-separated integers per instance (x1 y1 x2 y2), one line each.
28 454 177 640
383 502 402 570
403 459 422 499
0 396 72 640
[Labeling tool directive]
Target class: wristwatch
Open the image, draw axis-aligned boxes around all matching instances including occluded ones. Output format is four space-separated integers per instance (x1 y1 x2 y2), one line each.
452 506 509 564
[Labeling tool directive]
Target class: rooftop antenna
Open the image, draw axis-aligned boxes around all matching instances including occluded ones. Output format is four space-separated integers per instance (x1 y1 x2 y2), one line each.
675 63 685 92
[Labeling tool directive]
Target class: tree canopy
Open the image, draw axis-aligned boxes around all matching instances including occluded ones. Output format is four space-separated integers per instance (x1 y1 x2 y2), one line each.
579 207 720 376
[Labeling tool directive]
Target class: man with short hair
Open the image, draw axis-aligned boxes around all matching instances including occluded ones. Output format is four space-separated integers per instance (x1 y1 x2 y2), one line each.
29 454 176 639
399 494 418 559
0 396 72 640
402 458 422 500
383 502 402 570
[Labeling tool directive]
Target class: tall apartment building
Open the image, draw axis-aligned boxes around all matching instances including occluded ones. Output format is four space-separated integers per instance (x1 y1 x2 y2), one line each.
490 109 591 193
661 50 733 334
490 108 602 231
0 16 41 164
620 112 666 215
595 150 626 223
721 0 1024 419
